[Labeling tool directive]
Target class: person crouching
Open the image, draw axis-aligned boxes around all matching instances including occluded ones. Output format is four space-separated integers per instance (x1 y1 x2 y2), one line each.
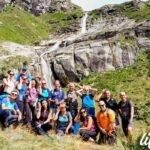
96 101 116 145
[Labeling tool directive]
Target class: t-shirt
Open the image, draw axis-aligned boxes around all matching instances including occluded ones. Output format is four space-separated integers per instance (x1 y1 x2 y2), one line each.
28 88 37 102
3 79 15 94
81 94 94 108
49 89 64 108
57 112 72 128
18 84 27 101
96 109 115 130
65 91 78 110
38 88 50 102
0 97 19 115
118 100 134 119
100 97 118 112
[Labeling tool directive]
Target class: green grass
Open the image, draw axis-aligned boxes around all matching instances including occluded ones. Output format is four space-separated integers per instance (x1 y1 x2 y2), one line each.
81 49 150 124
0 55 32 79
114 0 150 22
0 6 83 45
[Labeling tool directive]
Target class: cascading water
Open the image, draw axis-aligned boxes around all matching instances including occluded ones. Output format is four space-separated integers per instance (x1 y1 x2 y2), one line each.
40 41 61 89
81 12 88 34
40 13 89 89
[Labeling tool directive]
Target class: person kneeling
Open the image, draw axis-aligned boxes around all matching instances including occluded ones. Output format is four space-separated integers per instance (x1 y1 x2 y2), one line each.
75 108 97 142
96 101 116 145
54 103 73 136
0 90 22 129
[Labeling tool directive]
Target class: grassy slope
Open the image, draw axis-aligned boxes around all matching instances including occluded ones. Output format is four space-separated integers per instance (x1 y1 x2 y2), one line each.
0 6 82 45
80 49 150 148
114 0 150 22
89 0 150 22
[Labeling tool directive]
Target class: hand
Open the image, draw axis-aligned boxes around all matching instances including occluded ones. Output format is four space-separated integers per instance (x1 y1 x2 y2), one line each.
65 128 69 134
12 109 17 115
57 107 60 113
101 128 107 134
33 102 36 107
18 115 22 122
37 124 42 128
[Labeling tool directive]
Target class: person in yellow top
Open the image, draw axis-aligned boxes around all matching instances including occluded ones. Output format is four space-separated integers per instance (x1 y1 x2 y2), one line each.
96 101 116 145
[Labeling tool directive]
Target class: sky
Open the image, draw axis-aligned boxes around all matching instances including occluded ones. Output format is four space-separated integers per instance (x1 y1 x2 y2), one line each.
71 0 148 11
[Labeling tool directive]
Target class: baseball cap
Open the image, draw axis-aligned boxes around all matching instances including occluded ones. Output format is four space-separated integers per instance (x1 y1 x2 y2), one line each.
22 67 27 71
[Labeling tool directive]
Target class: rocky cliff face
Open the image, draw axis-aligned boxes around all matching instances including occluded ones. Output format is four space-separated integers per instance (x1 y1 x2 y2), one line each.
37 5 150 85
0 0 80 15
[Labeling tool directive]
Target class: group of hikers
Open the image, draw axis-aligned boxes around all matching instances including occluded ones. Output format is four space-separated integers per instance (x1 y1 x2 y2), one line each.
0 67 134 145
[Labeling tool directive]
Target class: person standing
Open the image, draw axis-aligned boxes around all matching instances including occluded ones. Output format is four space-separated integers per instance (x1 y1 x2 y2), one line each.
25 79 38 128
49 80 64 120
118 92 134 145
76 86 97 117
16 75 28 124
3 70 16 95
99 90 119 126
65 83 78 120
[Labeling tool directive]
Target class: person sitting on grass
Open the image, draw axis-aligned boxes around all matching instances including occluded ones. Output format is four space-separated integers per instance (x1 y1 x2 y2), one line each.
96 101 116 145
54 103 73 136
0 90 22 129
74 108 97 142
35 99 52 136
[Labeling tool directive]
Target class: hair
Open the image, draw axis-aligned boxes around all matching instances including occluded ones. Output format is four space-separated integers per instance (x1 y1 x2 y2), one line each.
31 78 38 89
79 108 89 122
41 99 49 111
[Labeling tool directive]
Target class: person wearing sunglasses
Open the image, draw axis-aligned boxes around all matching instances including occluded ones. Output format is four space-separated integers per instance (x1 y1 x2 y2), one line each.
96 101 116 145
54 103 73 136
74 108 97 142
0 90 22 129
2 70 16 95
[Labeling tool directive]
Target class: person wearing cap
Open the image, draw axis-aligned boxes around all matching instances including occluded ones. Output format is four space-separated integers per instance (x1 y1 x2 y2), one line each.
54 103 73 136
0 90 22 129
48 80 65 120
118 92 134 145
35 99 52 136
2 70 16 96
76 85 97 117
16 67 32 82
16 74 28 124
96 101 116 144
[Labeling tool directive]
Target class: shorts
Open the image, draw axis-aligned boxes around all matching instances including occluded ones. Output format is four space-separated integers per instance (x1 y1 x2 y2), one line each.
122 118 134 136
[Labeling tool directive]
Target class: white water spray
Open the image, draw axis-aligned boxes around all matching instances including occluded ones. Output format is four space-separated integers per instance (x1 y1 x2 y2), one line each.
40 41 61 89
81 12 88 34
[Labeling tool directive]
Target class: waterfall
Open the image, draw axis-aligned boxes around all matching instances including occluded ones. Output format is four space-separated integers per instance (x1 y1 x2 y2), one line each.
81 12 88 34
39 13 89 88
40 41 61 89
